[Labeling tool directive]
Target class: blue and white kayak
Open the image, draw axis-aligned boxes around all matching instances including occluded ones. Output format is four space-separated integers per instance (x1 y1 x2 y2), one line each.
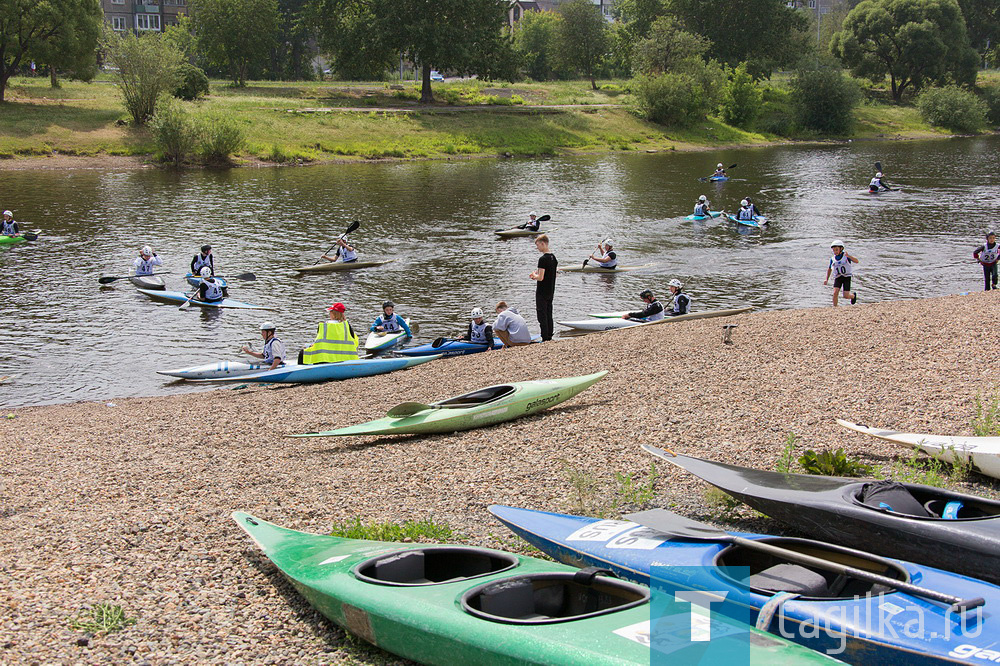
398 337 540 357
198 355 440 383
157 360 279 380
709 176 729 182
725 213 767 229
185 273 229 289
490 505 1000 665
363 319 412 353
136 288 270 310
684 211 723 221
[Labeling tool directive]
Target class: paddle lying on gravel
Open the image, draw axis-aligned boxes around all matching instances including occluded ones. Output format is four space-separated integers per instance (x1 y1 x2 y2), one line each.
625 508 985 614
313 220 361 265
98 272 170 284
505 214 550 231
699 163 738 181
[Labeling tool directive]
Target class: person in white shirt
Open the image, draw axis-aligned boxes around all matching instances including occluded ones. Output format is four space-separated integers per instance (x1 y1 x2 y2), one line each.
133 245 163 276
493 301 533 347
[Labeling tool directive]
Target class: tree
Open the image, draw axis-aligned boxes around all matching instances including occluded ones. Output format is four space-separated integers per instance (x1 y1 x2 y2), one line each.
956 0 999 58
103 29 183 125
164 14 198 64
272 0 316 80
830 0 979 102
613 0 669 41
314 0 396 80
0 0 102 102
514 9 563 80
192 0 279 86
555 0 610 90
632 15 710 76
665 0 810 78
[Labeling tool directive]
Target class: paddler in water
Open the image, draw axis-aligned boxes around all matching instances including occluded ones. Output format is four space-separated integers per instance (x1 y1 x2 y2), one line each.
712 163 727 178
1 210 20 237
665 279 690 316
622 289 664 321
868 171 890 193
192 266 226 303
242 321 285 371
973 231 999 291
321 238 358 264
133 245 163 276
587 239 618 269
300 302 359 364
693 195 712 217
736 199 756 222
191 244 214 276
458 308 495 350
371 301 412 337
518 211 541 232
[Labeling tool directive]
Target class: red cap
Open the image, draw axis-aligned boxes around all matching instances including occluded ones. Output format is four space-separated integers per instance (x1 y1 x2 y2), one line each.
326 302 346 312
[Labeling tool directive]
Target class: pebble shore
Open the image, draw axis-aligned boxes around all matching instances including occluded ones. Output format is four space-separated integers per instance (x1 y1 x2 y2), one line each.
3 293 999 664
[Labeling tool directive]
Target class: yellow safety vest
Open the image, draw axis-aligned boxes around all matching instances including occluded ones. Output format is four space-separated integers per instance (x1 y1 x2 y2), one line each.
301 320 358 364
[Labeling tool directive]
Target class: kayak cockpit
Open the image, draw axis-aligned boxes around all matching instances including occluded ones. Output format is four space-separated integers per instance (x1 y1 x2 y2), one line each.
849 480 1000 521
437 385 517 408
353 547 518 586
461 570 649 625
717 537 908 600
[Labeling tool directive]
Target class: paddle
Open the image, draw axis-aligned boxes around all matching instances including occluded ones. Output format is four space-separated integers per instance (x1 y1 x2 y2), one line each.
22 230 40 241
873 161 895 191
699 163 738 182
213 272 256 281
178 289 199 310
625 507 985 614
313 220 360 265
98 272 170 284
582 241 601 269
510 214 551 231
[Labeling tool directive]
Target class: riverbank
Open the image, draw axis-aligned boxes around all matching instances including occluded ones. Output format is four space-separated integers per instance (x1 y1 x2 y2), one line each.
0 75 967 169
3 293 998 663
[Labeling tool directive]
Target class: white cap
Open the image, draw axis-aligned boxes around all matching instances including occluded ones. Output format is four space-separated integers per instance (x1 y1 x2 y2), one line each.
470 307 484 319
831 240 845 248
2 210 11 217
260 321 276 331
740 199 749 206
668 278 683 288
603 238 613 247
200 266 212 277
141 245 152 255
529 211 537 217
717 163 724 168
876 172 882 178
698 195 707 201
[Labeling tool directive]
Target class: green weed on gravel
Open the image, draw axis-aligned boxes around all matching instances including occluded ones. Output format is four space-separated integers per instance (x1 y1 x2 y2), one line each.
330 517 455 542
69 603 136 635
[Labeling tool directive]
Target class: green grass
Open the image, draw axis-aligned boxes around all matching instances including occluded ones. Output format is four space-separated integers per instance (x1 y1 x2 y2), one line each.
68 603 136 635
329 517 455 542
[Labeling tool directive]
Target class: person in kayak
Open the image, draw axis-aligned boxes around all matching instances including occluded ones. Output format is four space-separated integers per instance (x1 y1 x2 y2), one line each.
530 234 557 342
824 240 859 306
973 231 999 291
736 199 756 221
518 212 541 231
192 266 226 303
301 302 359 364
493 301 533 347
1 210 20 237
588 239 618 268
622 289 664 321
745 196 763 217
191 245 214 276
665 279 691 316
713 163 727 178
133 245 163 276
693 195 712 217
321 238 358 264
868 172 890 193
242 321 286 371
370 301 412 336
459 308 495 349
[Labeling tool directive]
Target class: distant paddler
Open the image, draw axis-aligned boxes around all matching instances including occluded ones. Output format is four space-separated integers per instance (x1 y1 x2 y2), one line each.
300 301 359 364
191 244 215 276
371 301 412 336
191 266 226 303
241 321 286 371
736 199 757 222
320 238 358 265
493 301 533 347
458 308 495 350
621 289 664 322
693 195 712 218
665 279 690 316
712 163 727 178
519 211 542 232
868 171 891 193
587 239 618 269
133 245 163 276
1 210 20 237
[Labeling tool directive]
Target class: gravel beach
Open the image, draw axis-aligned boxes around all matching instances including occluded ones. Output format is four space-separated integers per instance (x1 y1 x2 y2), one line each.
3 293 999 664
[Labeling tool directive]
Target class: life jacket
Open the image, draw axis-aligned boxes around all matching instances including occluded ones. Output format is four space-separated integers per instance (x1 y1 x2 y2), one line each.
192 253 213 274
646 300 664 321
830 252 853 277
200 277 224 302
598 251 618 269
301 320 358 364
134 256 160 276
694 203 709 216
526 219 540 231
980 242 1000 264
1 219 17 235
469 320 490 344
869 177 882 190
737 206 755 221
379 313 403 333
672 293 690 315
262 336 283 365
339 246 358 262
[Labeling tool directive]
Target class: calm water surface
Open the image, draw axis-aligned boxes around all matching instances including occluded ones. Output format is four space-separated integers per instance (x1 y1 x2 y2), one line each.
2 137 999 407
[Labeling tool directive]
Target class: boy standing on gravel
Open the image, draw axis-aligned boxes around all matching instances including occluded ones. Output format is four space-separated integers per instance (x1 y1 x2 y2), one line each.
823 240 859 307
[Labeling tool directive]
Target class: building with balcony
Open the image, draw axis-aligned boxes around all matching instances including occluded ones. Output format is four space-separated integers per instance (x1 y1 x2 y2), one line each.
102 0 189 34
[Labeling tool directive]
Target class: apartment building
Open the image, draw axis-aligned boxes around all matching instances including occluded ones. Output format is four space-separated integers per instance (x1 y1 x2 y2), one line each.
102 0 188 34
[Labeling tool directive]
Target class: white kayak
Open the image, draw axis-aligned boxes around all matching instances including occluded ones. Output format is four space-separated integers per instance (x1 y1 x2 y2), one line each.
557 317 649 331
559 307 753 331
363 319 411 353
158 360 289 380
837 419 1000 480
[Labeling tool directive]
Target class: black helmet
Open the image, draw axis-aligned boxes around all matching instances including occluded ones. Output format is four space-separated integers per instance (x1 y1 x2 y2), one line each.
201 244 212 253
638 289 654 299
382 300 395 309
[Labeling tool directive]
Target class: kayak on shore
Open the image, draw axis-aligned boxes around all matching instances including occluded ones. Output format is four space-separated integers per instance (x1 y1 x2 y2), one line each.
725 213 767 228
561 307 753 331
199 354 439 384
684 211 723 221
294 260 394 273
136 288 271 310
157 360 285 380
291 371 607 437
185 273 229 290
363 319 411 353
396 338 535 357
232 511 833 665
560 263 655 274
646 445 1000 585
130 275 166 290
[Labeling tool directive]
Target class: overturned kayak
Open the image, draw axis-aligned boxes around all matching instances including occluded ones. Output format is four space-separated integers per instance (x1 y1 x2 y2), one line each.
232 512 827 665
398 339 502 357
838 419 1000 480
130 275 165 290
363 319 411 353
491 504 1000 664
684 211 723 221
560 264 655 274
136 288 271 310
157 360 286 380
199 355 438 384
646 446 1000 585
494 228 545 238
294 260 394 273
725 213 767 228
561 307 753 331
292 371 607 437
185 273 229 290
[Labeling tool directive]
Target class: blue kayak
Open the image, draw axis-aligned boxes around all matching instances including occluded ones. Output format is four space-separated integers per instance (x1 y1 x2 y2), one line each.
684 211 723 221
201 355 439 383
398 336 540 357
726 213 767 229
490 505 1000 664
185 273 229 289
709 176 729 181
136 288 269 310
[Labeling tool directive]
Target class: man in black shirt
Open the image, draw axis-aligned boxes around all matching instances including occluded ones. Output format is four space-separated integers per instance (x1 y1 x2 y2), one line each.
530 234 557 341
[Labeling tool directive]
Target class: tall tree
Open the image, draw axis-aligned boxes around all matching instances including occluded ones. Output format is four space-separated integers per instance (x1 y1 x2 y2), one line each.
514 9 563 81
192 0 279 86
956 0 999 58
830 0 979 102
555 0 610 90
0 0 102 102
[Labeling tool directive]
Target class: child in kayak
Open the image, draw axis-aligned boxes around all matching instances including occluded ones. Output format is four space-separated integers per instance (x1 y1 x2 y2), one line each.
242 321 286 371
622 289 664 321
868 172 890 193
191 245 214 276
1 210 20 237
518 212 541 232
745 196 763 217
321 238 358 264
133 245 163 276
370 301 412 336
193 266 226 303
736 199 756 221
824 240 859 306
587 239 618 268
665 279 691 316
459 308 495 350
693 195 712 217
712 163 727 178
973 231 999 291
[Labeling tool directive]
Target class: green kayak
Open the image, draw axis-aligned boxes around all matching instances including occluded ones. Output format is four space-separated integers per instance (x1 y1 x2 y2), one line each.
291 371 607 437
233 512 839 665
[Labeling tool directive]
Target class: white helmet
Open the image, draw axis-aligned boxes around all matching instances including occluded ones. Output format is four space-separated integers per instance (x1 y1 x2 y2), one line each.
199 266 212 277
668 279 683 289
260 321 276 331
470 307 484 319
529 211 537 218
698 195 707 202
831 240 845 248
2 210 11 217
141 245 152 255
740 199 749 206
876 172 883 178
717 163 724 168
603 238 613 247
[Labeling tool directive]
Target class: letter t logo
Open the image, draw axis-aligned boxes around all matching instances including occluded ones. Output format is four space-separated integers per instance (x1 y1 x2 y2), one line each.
674 591 730 642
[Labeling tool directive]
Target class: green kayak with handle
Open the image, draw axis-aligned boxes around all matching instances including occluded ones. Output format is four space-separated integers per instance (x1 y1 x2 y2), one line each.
290 371 608 437
233 512 840 665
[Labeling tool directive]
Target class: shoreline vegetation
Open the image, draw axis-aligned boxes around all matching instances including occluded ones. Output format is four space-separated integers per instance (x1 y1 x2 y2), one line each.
2 73 996 170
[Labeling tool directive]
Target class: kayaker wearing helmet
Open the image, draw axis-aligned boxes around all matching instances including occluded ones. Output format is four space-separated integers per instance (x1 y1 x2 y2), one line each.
371 301 412 336
301 302 359 364
665 279 690 316
622 289 664 322
459 307 495 349
713 163 727 178
242 322 285 371
745 196 763 217
736 199 756 221
1 210 20 237
530 234 557 342
973 231 1000 291
824 241 859 306
193 266 226 303
133 245 163 276
321 238 358 264
518 212 541 232
191 245 214 276
493 301 533 347
588 239 618 269
869 172 890 193
693 195 712 217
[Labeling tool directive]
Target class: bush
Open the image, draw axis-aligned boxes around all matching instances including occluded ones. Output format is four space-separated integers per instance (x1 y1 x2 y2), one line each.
790 67 859 135
983 86 1000 126
720 64 763 128
197 113 246 164
150 98 197 165
799 448 873 477
631 69 721 126
103 30 183 126
173 63 209 101
915 85 988 134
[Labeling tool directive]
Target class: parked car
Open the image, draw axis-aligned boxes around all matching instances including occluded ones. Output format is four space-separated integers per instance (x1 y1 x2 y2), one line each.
430 70 444 82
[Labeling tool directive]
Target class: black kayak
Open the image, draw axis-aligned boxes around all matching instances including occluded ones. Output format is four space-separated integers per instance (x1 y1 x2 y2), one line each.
643 444 1000 585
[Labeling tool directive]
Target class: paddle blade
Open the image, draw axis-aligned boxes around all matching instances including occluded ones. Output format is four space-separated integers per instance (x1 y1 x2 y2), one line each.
875 161 883 172
345 220 361 234
625 509 730 541
97 275 119 284
386 401 433 417
22 232 38 241
537 214 551 222
431 337 447 348
235 272 256 281
728 163 738 169
582 259 589 268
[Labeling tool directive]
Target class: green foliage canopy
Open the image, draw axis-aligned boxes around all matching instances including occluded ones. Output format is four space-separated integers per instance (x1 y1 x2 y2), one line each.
514 9 563 81
192 0 280 87
555 0 611 90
